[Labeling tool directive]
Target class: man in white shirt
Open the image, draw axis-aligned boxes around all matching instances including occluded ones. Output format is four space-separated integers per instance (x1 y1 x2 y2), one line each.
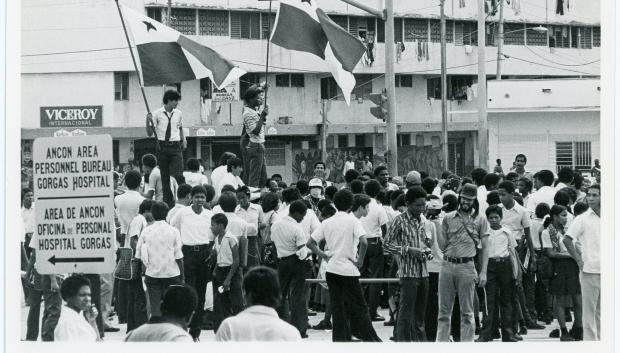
375 165 399 191
166 184 192 223
512 154 534 181
527 170 556 213
141 154 178 204
211 152 237 194
216 267 301 341
145 89 187 208
235 186 265 269
564 184 601 341
21 188 35 258
307 189 381 342
360 180 389 321
218 192 249 269
217 157 245 201
270 200 310 338
343 156 355 175
135 202 184 321
183 158 209 187
471 168 489 217
555 167 574 193
169 185 214 340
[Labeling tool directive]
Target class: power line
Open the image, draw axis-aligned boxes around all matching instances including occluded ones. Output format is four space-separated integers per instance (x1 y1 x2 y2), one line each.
523 45 600 67
519 0 600 22
22 47 128 57
508 55 598 75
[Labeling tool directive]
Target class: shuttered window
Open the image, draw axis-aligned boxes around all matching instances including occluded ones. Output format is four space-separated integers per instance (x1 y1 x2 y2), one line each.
549 25 570 48
231 11 260 39
455 21 477 46
147 7 162 22
593 26 601 47
404 19 428 42
261 12 276 39
430 20 454 43
556 141 591 173
504 23 525 45
199 10 229 36
571 26 592 49
526 24 548 46
170 8 196 35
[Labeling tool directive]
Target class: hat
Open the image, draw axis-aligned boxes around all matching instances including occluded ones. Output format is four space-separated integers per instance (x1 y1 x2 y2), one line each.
309 178 324 189
427 199 442 210
405 171 422 185
243 84 264 102
460 183 478 200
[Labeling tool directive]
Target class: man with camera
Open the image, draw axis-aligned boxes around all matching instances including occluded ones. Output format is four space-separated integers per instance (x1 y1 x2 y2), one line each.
383 186 434 342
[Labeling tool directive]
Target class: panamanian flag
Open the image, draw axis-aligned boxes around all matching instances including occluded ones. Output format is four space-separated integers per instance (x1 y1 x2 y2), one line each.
271 0 366 105
120 4 245 89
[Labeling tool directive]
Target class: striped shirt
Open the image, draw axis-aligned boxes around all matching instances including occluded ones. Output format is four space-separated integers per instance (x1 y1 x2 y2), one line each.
383 212 430 278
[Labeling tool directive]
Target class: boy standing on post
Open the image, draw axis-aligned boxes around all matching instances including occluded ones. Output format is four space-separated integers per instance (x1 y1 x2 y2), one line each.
146 90 187 208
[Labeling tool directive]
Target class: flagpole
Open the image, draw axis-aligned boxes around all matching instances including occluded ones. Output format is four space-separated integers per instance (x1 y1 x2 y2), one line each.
264 0 273 106
114 0 158 145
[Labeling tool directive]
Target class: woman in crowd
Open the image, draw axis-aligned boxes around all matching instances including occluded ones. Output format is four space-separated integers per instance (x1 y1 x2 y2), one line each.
55 275 100 342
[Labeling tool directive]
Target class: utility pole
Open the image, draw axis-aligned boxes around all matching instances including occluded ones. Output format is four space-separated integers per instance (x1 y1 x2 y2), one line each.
321 100 328 163
440 0 448 171
385 0 398 177
167 0 172 25
477 0 489 170
496 0 505 80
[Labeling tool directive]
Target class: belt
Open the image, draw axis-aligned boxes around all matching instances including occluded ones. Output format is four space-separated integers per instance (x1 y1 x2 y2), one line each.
159 140 180 145
443 255 474 264
366 237 382 244
489 257 510 263
183 244 209 251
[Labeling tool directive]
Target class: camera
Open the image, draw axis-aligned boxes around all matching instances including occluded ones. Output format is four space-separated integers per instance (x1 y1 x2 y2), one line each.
424 248 433 261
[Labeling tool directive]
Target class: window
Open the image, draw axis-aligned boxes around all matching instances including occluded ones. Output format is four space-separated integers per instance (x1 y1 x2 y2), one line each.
290 74 305 87
348 17 375 38
114 72 129 101
338 135 348 148
200 77 213 99
231 11 260 39
265 141 286 166
320 77 342 100
593 26 600 47
526 24 548 46
354 134 365 147
329 15 348 31
353 74 373 100
430 20 454 43
455 21 477 46
261 13 276 39
170 8 196 35
571 26 592 49
404 19 428 42
549 25 570 48
397 134 411 147
275 74 305 88
147 7 162 22
240 73 261 98
396 74 413 88
427 76 475 100
377 18 403 43
556 141 592 173
199 10 229 36
275 74 290 87
504 23 525 45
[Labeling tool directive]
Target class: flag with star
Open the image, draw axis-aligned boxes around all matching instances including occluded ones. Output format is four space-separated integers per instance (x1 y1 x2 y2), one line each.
271 0 366 105
120 4 245 88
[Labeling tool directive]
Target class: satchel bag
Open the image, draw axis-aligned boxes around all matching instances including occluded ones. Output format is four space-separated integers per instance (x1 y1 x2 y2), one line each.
536 232 554 279
460 216 482 272
114 247 139 281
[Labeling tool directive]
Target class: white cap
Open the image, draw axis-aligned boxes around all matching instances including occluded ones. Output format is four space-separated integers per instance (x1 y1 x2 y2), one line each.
309 178 324 189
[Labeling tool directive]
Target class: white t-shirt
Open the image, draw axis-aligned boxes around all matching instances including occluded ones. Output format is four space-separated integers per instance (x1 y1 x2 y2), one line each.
135 221 184 278
147 167 178 202
21 205 36 237
54 306 98 342
361 199 388 239
183 171 209 187
114 190 145 234
211 165 228 192
125 322 192 342
271 216 307 258
487 227 517 258
311 211 366 277
166 203 186 224
216 305 301 341
541 228 570 255
526 186 556 214
566 208 600 274
530 218 545 251
169 206 214 245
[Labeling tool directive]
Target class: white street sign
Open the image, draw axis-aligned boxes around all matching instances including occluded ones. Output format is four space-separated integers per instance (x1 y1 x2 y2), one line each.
32 135 115 274
212 80 239 102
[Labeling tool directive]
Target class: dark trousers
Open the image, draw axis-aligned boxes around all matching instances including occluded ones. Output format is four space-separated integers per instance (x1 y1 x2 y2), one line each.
124 277 148 332
480 259 515 340
246 236 261 269
425 272 440 341
535 278 553 319
397 277 429 342
212 266 244 332
325 272 381 342
158 143 183 208
182 245 210 332
26 276 62 341
277 255 308 336
116 278 129 324
522 270 537 320
245 142 267 188
84 274 104 338
144 276 181 317
361 239 384 316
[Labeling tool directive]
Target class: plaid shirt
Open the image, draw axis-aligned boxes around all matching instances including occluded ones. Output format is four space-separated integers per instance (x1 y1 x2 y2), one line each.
383 212 430 278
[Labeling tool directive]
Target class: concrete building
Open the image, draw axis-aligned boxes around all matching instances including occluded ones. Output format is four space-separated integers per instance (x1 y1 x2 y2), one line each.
21 0 600 185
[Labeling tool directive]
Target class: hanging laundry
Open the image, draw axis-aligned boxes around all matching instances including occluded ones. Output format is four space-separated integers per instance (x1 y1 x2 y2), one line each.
471 83 479 98
396 41 404 62
425 41 429 61
556 0 564 15
511 0 521 15
418 40 423 61
562 26 568 38
466 85 474 101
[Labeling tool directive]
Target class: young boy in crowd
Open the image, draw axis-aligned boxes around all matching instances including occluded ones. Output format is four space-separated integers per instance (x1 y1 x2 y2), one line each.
477 205 519 342
532 203 553 324
167 184 192 223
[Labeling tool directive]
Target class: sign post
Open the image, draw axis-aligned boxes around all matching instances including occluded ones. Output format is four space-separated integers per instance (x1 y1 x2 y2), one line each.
32 134 116 274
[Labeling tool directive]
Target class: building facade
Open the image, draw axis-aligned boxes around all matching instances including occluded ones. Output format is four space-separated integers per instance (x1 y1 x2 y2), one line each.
21 0 601 185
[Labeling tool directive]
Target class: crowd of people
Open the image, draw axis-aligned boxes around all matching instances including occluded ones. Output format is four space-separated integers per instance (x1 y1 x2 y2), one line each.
21 145 601 343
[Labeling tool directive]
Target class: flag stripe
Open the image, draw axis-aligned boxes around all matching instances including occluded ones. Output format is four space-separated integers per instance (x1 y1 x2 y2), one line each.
271 2 328 60
177 35 239 89
316 9 366 73
137 42 196 86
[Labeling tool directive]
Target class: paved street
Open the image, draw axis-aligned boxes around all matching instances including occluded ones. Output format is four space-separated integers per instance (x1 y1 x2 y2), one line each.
21 301 559 342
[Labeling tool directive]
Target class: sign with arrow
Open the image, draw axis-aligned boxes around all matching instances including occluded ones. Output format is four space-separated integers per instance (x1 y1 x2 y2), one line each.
212 80 239 102
32 135 116 274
